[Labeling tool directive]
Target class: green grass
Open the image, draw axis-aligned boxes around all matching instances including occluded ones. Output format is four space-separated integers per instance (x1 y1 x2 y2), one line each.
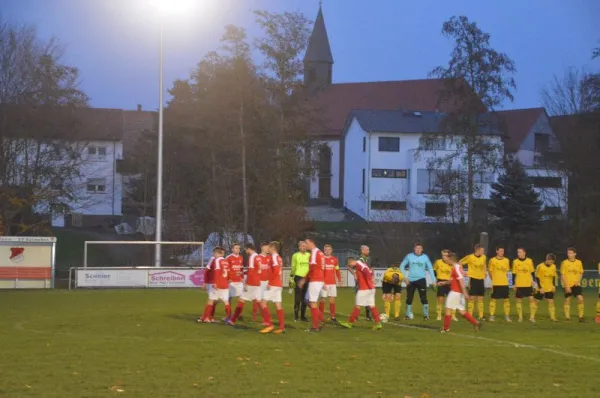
1 289 599 397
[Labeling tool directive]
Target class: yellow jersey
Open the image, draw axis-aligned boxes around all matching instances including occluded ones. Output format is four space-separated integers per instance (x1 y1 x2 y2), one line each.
512 257 535 288
433 259 452 281
383 267 404 285
560 259 583 287
488 256 510 286
535 263 557 292
460 254 487 280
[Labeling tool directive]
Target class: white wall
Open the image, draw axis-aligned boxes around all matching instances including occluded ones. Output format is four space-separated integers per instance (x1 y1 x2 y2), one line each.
309 139 340 199
343 118 367 218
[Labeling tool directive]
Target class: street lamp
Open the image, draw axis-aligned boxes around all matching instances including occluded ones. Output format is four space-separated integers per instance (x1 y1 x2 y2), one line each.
152 0 194 267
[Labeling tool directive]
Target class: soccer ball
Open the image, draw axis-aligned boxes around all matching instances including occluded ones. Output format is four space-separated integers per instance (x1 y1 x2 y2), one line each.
380 313 389 323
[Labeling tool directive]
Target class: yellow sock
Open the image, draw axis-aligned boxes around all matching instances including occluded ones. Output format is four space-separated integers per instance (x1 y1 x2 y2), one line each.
477 301 484 318
578 302 584 318
468 299 474 315
436 303 442 319
503 299 511 317
452 309 457 318
394 299 401 318
530 301 537 319
489 299 497 317
549 303 556 320
564 303 571 319
596 301 600 316
384 301 391 317
516 302 523 319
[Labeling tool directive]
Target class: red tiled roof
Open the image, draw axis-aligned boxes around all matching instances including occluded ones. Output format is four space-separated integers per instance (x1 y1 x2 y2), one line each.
495 108 545 152
312 78 479 137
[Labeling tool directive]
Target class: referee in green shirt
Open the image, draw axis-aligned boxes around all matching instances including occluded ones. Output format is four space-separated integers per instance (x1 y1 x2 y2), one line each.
290 240 311 321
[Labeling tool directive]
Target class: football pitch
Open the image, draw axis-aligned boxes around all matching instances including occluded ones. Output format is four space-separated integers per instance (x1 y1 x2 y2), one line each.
1 289 599 398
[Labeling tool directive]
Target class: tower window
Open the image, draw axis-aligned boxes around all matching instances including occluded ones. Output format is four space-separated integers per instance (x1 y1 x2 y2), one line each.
308 68 317 83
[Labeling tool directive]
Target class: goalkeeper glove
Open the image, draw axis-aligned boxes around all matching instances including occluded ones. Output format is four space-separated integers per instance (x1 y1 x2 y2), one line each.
289 277 296 289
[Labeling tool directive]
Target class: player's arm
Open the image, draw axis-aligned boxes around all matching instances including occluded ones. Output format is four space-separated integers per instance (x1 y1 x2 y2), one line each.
335 262 342 285
576 262 584 286
400 255 410 283
560 262 570 292
459 255 470 266
458 274 469 300
511 260 517 291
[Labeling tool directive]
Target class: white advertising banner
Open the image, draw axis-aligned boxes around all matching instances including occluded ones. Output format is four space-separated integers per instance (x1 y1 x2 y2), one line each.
76 269 147 288
147 268 204 288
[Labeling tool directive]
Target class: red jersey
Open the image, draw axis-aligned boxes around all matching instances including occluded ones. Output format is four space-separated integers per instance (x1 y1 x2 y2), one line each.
355 260 374 290
324 255 341 285
257 254 272 282
245 253 260 286
450 263 465 293
269 253 283 287
308 247 325 282
204 256 215 284
226 254 244 283
213 257 230 290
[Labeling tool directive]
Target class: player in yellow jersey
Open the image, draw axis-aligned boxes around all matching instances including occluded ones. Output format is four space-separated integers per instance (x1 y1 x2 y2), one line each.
560 247 584 322
534 253 558 322
434 250 457 321
381 264 404 320
512 247 537 323
460 244 487 320
596 262 600 324
487 246 512 322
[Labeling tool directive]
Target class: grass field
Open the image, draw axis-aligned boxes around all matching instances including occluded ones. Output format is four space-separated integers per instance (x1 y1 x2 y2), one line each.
1 289 599 398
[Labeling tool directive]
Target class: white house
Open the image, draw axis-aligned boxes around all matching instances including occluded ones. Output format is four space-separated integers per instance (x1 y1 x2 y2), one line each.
341 109 503 222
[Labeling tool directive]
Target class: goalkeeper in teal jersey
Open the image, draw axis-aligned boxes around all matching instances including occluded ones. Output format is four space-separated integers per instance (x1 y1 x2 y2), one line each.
400 242 436 320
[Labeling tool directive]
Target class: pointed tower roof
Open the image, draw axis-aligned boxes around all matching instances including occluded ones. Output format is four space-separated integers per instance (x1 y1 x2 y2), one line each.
304 5 334 64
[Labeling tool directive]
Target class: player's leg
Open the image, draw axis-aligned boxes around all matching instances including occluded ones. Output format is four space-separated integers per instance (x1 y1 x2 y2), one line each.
576 290 585 321
273 299 285 334
528 294 537 322
436 284 446 321
328 286 338 322
229 297 245 325
293 276 302 321
442 304 453 332
369 289 382 330
515 293 523 322
564 294 572 320
300 279 309 321
417 279 430 320
477 296 485 320
595 293 600 323
405 281 416 319
393 287 402 319
489 288 497 321
318 287 326 317
547 296 557 321
382 288 392 318
503 286 512 322
307 282 324 331
467 279 475 315
200 299 215 323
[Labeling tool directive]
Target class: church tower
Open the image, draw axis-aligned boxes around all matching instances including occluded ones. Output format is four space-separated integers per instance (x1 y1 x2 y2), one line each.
304 4 334 93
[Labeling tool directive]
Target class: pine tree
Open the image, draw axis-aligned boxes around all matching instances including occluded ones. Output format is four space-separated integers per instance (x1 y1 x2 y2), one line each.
489 160 542 247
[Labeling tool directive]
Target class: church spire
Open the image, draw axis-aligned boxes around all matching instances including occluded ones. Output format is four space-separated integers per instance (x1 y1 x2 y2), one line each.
303 4 334 92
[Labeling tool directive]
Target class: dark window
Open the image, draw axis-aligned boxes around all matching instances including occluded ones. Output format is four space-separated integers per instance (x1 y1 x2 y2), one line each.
417 169 462 194
318 145 332 175
308 68 316 83
419 137 446 150
362 137 366 152
542 206 562 215
371 201 407 211
361 169 365 194
531 176 561 188
425 202 447 217
371 169 407 178
378 137 400 152
534 133 550 153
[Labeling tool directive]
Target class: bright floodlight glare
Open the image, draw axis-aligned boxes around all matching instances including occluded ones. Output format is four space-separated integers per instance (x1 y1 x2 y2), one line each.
152 0 195 14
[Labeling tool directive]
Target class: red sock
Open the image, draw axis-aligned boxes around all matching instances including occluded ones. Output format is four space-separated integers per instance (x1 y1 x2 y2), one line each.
225 304 231 318
462 312 478 326
319 301 325 314
443 315 452 331
231 302 244 322
202 304 213 320
252 301 259 320
349 307 360 323
330 303 336 319
277 308 285 330
311 307 320 329
371 307 381 323
262 306 273 326
211 302 218 318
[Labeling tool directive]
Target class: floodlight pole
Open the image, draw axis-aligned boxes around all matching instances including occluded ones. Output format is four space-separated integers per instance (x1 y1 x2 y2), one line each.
155 20 164 267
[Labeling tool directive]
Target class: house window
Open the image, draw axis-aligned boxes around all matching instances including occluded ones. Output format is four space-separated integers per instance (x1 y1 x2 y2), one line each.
88 146 107 161
531 176 561 188
419 137 446 150
378 137 400 152
371 201 407 211
534 133 550 153
361 169 365 194
308 68 317 84
362 137 366 153
425 202 447 217
371 169 407 178
542 206 562 215
87 178 107 193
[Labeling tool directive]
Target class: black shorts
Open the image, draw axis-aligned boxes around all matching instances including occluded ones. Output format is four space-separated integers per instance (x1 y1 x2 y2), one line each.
534 291 554 300
469 278 485 296
564 285 583 298
437 281 450 297
382 282 402 295
491 285 509 299
516 287 533 298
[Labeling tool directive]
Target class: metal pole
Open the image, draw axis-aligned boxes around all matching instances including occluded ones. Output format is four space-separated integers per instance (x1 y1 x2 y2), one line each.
155 20 164 267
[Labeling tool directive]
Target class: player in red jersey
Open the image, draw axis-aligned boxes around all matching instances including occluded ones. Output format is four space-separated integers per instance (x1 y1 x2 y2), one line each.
320 244 342 323
256 242 272 323
200 247 231 323
304 238 326 332
198 255 216 323
339 257 382 330
439 252 482 332
260 241 286 334
225 243 244 321
227 244 260 325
